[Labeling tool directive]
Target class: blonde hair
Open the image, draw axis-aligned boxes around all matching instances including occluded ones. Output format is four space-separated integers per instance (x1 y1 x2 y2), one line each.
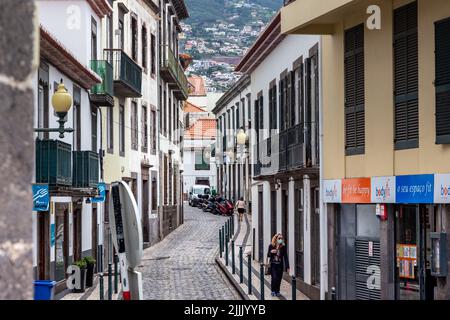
271 233 284 247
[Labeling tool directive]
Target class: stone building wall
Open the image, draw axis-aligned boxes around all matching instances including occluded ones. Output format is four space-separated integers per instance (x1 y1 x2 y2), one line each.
0 0 37 300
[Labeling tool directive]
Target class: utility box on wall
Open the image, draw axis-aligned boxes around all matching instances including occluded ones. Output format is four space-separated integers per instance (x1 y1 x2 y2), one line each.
430 232 448 277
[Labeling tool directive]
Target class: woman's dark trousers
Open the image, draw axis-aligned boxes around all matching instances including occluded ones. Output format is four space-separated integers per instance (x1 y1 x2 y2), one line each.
270 263 283 293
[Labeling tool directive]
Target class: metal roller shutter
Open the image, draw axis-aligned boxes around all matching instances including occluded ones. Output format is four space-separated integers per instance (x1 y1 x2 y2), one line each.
355 239 381 300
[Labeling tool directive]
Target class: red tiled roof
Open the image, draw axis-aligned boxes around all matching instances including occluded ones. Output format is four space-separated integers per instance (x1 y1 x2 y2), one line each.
188 76 207 96
185 119 216 140
184 101 205 113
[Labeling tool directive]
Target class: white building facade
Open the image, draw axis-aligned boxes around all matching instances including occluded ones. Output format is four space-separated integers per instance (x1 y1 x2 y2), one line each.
234 13 322 300
33 0 112 294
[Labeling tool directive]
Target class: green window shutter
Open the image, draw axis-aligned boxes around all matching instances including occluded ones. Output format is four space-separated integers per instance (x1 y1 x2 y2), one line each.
345 24 365 155
394 1 419 150
435 17 450 144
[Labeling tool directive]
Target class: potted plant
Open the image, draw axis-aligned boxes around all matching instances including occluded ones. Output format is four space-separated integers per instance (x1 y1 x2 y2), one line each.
73 259 87 293
83 256 96 288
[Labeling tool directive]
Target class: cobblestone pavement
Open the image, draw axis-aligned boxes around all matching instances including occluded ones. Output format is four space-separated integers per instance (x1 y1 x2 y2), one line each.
138 204 241 300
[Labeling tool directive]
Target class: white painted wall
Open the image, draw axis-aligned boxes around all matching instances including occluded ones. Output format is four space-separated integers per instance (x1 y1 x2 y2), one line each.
183 138 217 193
248 34 320 281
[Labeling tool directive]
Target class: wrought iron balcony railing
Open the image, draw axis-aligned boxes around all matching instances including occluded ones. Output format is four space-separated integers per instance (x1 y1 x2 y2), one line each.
160 45 188 100
104 49 142 98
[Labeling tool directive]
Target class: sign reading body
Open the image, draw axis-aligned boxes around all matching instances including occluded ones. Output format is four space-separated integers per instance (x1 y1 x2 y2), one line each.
32 184 50 211
371 176 396 203
396 174 434 204
342 178 371 203
434 174 450 204
323 180 342 203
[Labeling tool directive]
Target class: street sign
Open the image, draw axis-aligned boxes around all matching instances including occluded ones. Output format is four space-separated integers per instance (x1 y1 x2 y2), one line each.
32 184 49 211
92 182 106 203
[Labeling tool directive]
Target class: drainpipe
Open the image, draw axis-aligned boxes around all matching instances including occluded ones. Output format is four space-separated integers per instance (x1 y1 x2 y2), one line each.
318 38 328 300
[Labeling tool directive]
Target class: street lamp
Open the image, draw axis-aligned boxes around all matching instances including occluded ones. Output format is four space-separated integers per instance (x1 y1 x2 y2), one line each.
236 128 250 213
35 79 74 138
236 128 248 146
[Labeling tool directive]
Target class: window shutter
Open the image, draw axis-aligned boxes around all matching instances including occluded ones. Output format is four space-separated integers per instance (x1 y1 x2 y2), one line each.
394 1 418 149
435 18 450 144
345 24 365 155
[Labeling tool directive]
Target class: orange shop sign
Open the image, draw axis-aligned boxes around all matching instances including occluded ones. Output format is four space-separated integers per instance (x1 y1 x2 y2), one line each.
342 178 371 203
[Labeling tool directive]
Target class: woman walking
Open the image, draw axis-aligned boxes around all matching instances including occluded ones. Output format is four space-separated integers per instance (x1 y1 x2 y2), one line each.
266 234 290 297
234 197 246 221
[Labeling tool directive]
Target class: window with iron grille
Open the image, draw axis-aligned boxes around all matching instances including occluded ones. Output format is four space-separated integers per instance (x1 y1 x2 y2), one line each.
435 17 450 144
131 15 138 61
151 109 157 154
107 107 114 153
119 104 125 156
141 105 148 153
142 25 148 70
345 24 365 155
151 33 156 76
91 105 98 152
269 81 277 130
131 101 138 151
394 1 418 150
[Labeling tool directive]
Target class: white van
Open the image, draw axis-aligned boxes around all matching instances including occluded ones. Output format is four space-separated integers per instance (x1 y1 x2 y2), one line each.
188 185 211 206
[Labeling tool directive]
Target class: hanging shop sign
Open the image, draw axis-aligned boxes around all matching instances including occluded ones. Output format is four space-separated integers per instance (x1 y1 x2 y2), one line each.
32 184 50 211
323 179 342 203
396 174 434 204
434 174 450 204
92 183 106 203
342 178 371 203
371 176 396 203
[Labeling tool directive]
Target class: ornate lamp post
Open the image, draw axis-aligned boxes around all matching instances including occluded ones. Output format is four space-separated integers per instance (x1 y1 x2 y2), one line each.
35 79 74 138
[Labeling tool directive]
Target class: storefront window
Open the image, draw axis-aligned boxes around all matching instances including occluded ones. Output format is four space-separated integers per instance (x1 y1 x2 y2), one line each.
55 208 66 282
396 205 419 300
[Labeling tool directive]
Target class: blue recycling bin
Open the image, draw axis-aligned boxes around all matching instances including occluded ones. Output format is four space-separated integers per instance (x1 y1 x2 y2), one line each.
34 280 56 300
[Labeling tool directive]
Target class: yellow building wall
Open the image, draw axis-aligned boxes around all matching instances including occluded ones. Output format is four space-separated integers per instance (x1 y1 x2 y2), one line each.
102 98 131 184
322 0 450 180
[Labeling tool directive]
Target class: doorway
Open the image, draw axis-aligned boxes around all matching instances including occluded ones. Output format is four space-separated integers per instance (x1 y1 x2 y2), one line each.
281 189 289 254
142 168 150 244
73 203 82 262
295 186 304 280
395 205 436 300
258 189 264 262
37 211 50 280
92 205 98 272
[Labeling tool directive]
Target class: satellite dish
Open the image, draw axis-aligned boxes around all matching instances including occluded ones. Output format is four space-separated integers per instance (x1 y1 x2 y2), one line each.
108 181 143 269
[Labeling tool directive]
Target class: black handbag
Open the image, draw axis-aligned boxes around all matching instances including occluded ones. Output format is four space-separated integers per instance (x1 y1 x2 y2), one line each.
265 264 271 275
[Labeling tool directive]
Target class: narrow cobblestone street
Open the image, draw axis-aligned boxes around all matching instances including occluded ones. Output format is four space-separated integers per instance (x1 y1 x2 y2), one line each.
138 204 240 300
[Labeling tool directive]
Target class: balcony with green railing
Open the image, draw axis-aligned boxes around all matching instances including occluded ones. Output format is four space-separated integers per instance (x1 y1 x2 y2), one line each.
160 45 189 100
90 60 114 107
35 139 72 186
73 151 100 188
104 49 142 98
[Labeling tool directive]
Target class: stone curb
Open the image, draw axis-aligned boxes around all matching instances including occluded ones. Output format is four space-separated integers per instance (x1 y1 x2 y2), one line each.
215 256 250 301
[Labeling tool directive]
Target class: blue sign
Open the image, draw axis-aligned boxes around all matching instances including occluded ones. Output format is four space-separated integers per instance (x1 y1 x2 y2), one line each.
92 183 106 203
396 174 434 204
50 224 55 247
32 184 49 211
